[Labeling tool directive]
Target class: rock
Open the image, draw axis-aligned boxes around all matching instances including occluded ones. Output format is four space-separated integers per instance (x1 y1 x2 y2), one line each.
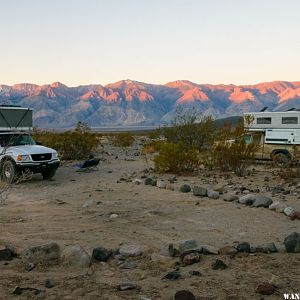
119 244 143 257
151 253 173 264
82 199 94 208
202 245 219 255
0 248 13 261
5 244 17 257
212 259 227 270
284 232 300 253
188 270 201 277
174 290 196 300
182 252 200 265
252 195 273 208
92 247 112 262
162 270 181 280
62 245 91 268
117 282 138 291
140 297 152 300
237 242 250 253
25 262 35 271
213 183 225 192
23 241 60 264
144 178 153 185
133 178 142 185
223 194 238 202
45 278 55 289
290 211 300 220
269 201 287 212
12 286 41 296
219 246 238 255
207 189 220 199
119 261 137 269
180 184 191 193
255 282 275 295
156 179 167 189
178 239 199 255
238 194 256 205
166 184 175 191
266 243 278 253
151 179 157 186
284 207 295 216
193 186 207 197
109 213 119 219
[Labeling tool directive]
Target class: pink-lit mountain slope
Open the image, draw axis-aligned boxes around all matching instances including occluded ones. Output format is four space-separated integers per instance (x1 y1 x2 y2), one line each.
0 80 299 128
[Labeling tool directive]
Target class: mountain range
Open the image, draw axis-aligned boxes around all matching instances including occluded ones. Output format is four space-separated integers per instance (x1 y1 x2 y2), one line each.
0 80 300 128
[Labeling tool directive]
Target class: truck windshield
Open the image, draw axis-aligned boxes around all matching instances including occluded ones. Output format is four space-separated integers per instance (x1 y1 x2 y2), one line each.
0 134 36 146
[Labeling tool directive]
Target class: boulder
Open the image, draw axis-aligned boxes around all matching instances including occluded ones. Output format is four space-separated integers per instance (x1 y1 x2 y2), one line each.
238 194 256 205
119 244 143 257
207 189 220 199
144 178 153 185
180 184 191 193
62 245 91 268
182 252 200 265
156 179 166 189
284 232 300 253
178 239 200 255
223 194 238 202
236 242 250 253
284 207 295 216
202 245 219 255
92 247 112 262
23 241 60 264
174 290 196 300
192 186 207 197
255 282 275 295
219 246 238 255
252 195 273 208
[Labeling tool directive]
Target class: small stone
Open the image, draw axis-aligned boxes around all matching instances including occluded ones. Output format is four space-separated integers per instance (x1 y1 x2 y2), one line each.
180 184 191 193
255 282 275 295
219 246 238 255
284 207 295 216
109 213 119 219
284 232 300 253
182 252 200 265
156 179 167 189
45 278 55 289
117 282 138 291
92 247 112 262
140 297 152 300
207 189 220 199
119 261 137 269
237 242 250 253
174 290 196 300
25 262 35 271
212 259 227 270
133 178 142 185
193 186 207 197
62 245 91 268
223 194 238 202
290 211 300 220
82 199 94 208
178 239 199 255
144 178 153 185
0 248 13 261
202 245 219 255
188 270 201 277
266 243 278 253
119 244 143 257
162 270 181 280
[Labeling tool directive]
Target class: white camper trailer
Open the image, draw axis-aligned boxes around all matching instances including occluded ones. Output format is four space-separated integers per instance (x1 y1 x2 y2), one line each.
244 111 300 145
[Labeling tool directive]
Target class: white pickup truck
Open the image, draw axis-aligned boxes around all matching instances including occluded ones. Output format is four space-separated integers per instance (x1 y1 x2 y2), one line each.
0 105 59 183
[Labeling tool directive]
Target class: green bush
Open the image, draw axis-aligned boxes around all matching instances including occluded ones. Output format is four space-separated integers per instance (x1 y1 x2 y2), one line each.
154 142 201 174
111 133 135 147
33 122 99 160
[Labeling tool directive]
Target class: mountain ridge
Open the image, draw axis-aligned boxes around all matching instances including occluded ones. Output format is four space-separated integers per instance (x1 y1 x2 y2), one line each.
0 80 299 128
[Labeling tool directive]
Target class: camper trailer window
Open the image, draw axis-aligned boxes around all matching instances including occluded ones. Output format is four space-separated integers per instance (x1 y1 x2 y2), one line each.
257 117 271 124
282 117 298 124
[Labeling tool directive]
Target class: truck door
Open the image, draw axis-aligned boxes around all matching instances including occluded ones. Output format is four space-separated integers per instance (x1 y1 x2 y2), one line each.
252 134 263 159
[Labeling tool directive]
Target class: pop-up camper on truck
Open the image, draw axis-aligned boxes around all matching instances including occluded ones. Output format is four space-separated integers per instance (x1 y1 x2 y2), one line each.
0 105 60 183
242 109 300 166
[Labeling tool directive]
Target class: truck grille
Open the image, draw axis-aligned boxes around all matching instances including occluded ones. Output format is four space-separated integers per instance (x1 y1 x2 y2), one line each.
31 153 52 161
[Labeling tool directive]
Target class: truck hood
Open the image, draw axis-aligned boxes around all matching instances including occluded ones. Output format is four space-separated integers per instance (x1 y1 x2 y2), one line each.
6 145 56 155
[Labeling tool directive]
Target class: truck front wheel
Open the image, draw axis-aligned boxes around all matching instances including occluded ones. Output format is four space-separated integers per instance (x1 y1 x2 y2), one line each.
1 160 17 183
42 169 56 180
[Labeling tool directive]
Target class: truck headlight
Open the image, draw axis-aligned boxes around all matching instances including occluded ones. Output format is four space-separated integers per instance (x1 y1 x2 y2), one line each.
52 152 58 159
17 154 31 162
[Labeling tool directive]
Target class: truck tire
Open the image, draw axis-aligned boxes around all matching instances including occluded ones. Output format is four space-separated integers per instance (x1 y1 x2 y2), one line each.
1 160 17 183
42 169 56 180
272 153 290 167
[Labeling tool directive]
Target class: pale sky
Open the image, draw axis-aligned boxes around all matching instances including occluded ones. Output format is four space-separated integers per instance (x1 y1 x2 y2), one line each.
0 0 299 86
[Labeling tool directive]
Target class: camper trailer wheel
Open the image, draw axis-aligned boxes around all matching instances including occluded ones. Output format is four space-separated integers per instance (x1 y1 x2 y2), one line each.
42 169 56 180
273 153 290 167
1 160 17 183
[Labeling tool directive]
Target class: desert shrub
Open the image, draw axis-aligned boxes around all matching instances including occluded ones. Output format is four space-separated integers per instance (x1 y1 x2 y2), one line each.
111 133 135 147
146 129 161 140
33 122 99 160
142 140 165 154
163 108 215 151
209 118 259 176
154 142 201 174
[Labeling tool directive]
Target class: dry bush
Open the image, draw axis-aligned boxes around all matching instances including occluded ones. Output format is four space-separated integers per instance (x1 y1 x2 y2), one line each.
163 108 215 151
209 118 259 176
154 142 201 174
33 122 99 160
142 140 165 155
111 133 135 147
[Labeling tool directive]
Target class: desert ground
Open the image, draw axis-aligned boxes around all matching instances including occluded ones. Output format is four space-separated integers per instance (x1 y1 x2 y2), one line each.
0 137 299 300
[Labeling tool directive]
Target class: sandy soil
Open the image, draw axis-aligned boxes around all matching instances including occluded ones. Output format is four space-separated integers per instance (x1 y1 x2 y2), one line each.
0 139 299 300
